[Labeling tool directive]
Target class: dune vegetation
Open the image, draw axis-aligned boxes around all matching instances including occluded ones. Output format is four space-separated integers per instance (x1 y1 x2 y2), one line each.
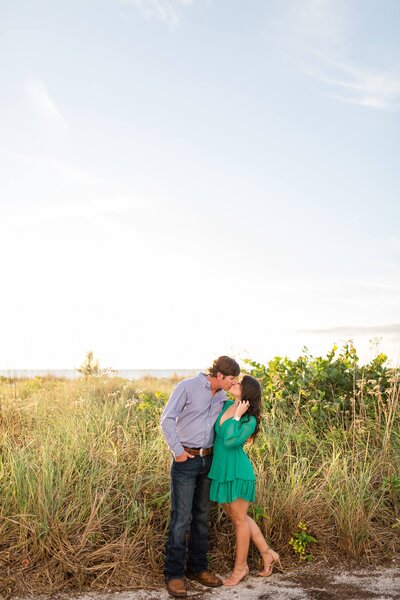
0 343 399 596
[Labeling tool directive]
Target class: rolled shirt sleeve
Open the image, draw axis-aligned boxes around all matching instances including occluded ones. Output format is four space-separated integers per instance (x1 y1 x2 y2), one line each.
160 381 188 457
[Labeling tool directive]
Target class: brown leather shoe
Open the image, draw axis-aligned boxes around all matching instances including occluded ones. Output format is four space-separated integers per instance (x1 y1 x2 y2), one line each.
166 578 187 598
186 570 223 587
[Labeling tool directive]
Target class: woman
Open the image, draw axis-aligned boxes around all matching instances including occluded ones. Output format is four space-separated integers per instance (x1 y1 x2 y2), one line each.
208 375 281 586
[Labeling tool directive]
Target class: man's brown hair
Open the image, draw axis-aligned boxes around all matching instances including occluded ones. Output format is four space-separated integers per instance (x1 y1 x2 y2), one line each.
208 356 240 377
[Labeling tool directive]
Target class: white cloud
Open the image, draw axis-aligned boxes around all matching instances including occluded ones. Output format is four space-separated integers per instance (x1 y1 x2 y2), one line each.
271 1 400 111
306 58 400 111
302 324 400 340
120 0 193 25
27 77 68 128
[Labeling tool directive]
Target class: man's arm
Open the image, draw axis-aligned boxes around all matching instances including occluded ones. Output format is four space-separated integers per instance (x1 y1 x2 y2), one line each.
160 381 189 458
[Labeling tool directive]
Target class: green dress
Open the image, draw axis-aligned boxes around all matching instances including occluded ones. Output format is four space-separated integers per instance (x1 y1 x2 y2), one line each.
209 400 257 503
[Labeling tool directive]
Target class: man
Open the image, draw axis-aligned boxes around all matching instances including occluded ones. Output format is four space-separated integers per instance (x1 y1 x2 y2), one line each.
161 356 241 598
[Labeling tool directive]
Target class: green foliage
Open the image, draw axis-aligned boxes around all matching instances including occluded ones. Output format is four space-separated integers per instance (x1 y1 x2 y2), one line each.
382 473 400 509
245 342 394 432
250 503 269 524
383 473 400 494
289 522 317 561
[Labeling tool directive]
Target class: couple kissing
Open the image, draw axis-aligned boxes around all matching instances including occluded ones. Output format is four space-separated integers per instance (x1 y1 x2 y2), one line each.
161 355 281 598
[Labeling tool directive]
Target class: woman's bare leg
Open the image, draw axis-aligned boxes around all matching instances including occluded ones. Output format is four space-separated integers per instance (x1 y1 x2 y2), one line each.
222 498 250 586
246 515 268 552
223 504 278 575
246 515 278 574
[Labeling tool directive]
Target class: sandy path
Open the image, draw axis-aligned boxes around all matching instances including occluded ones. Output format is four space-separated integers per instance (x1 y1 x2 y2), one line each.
71 566 400 600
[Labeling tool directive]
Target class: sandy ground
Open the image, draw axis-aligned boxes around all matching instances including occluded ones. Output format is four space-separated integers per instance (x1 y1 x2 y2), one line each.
70 566 400 600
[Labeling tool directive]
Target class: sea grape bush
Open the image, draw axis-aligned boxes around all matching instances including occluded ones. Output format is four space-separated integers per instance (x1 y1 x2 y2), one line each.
245 342 396 431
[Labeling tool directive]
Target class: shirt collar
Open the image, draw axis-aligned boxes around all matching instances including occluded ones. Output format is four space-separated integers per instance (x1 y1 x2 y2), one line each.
199 372 211 389
199 372 225 395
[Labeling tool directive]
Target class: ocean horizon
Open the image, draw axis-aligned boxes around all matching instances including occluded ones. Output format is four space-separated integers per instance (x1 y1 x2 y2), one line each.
0 369 201 380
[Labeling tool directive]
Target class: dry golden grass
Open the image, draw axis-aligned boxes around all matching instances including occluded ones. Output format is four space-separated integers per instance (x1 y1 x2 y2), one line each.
0 374 399 596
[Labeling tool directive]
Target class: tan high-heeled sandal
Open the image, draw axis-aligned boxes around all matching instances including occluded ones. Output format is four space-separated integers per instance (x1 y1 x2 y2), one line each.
223 564 249 586
258 549 283 577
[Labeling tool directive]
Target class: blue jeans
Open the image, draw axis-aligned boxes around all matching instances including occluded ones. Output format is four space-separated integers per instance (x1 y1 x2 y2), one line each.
164 454 212 581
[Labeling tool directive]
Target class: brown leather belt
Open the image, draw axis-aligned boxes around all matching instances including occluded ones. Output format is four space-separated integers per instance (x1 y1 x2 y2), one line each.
183 446 213 457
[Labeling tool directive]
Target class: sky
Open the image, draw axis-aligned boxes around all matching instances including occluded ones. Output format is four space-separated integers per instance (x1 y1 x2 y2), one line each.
1 0 399 370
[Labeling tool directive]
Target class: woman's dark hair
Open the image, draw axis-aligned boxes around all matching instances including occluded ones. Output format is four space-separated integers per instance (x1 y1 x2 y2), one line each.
240 375 261 441
208 355 240 378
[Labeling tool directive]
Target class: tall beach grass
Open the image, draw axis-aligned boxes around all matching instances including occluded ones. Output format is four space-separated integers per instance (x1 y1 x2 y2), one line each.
0 348 399 595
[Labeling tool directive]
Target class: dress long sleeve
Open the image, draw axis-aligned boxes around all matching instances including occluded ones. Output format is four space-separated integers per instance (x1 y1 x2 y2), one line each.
208 401 257 500
221 416 256 448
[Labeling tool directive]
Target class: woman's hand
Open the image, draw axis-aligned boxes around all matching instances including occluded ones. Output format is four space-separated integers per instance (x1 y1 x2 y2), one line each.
234 400 250 420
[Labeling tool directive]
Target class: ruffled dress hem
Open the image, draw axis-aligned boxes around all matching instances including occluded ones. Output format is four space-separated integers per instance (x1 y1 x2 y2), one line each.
210 478 255 503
